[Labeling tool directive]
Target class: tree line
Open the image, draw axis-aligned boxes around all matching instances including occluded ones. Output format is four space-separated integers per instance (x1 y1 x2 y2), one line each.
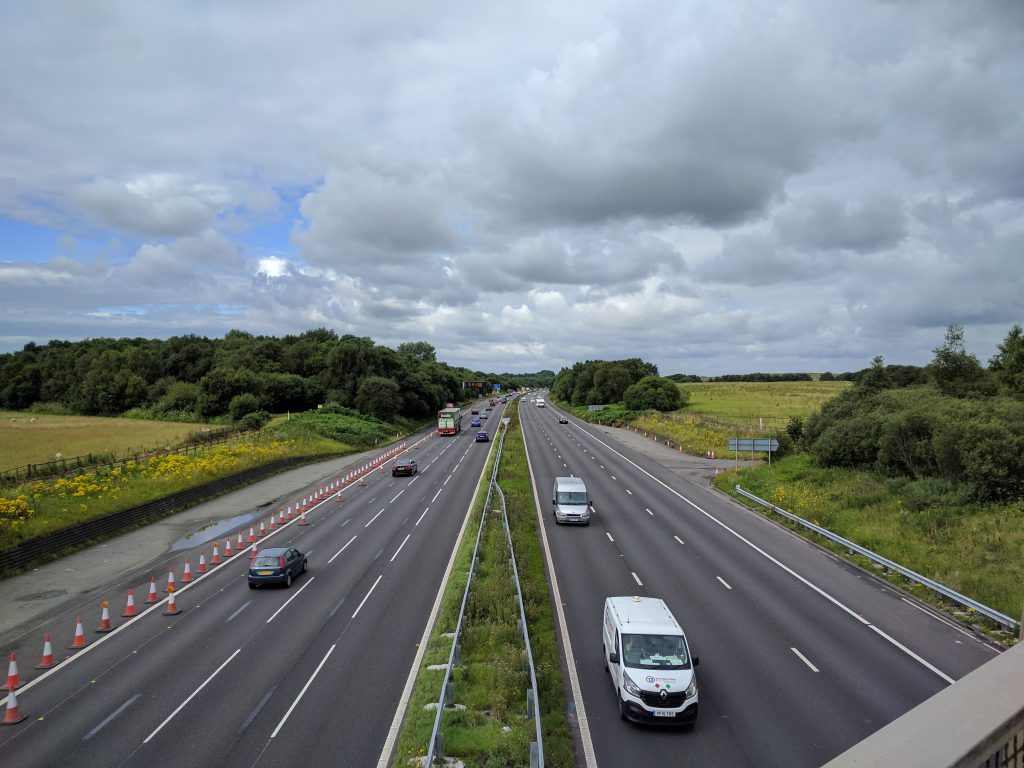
0 330 554 423
550 358 685 411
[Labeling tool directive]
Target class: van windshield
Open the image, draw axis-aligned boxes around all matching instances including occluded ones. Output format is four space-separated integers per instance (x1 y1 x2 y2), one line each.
621 633 690 670
557 491 587 505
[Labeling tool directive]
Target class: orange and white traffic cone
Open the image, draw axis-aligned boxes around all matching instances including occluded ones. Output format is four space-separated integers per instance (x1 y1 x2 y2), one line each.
68 616 87 650
211 543 221 565
250 544 258 562
248 526 256 544
96 601 114 633
298 509 309 526
123 589 138 617
164 591 181 616
359 475 365 486
165 568 176 593
197 552 207 573
236 531 245 551
145 577 159 603
278 509 285 526
225 538 234 558
182 560 193 583
35 634 56 669
3 652 20 691
1 687 26 725
286 504 294 519
257 521 266 538
268 515 276 532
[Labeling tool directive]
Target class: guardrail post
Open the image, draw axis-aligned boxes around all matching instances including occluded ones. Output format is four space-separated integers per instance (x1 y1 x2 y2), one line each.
526 687 535 717
453 643 461 666
530 741 539 768
433 732 444 763
444 681 454 707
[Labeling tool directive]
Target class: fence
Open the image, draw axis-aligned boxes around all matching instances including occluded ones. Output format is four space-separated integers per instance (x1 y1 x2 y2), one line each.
425 425 544 767
735 485 1019 633
0 453 331 575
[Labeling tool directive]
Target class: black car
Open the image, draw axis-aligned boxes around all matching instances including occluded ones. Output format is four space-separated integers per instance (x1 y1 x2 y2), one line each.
475 431 489 442
248 547 307 588
392 458 418 477
471 409 480 415
558 416 568 424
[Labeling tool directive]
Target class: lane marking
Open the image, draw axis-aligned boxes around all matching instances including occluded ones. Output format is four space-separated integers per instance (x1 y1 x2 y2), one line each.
431 488 443 502
270 644 336 738
144 649 241 743
225 600 252 623
570 426 959 684
84 694 140 741
717 576 732 590
791 647 819 672
365 508 386 527
390 490 405 503
328 536 357 564
626 489 633 496
415 507 430 526
632 572 643 587
266 576 316 623
353 574 383 618
645 507 653 515
391 534 411 562
606 532 615 543
674 535 685 546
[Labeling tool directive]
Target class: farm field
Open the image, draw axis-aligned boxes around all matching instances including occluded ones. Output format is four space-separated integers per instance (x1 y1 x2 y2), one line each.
0 411 203 471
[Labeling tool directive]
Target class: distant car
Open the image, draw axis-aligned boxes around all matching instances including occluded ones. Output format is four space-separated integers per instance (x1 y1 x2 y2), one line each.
471 417 482 427
471 409 480 415
485 405 492 411
392 458 418 477
248 547 307 588
475 431 489 442
558 416 568 424
480 413 488 419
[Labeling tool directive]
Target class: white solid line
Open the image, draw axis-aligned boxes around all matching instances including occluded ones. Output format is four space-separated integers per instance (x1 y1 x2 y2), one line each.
328 536 357 564
352 574 383 618
606 532 615 542
632 572 643 587
266 576 316 623
390 490 404 503
791 647 819 672
144 649 241 743
225 600 252 623
899 598 984 642
569 426 957 685
717 576 732 590
84 694 141 741
365 508 385 527
674 535 685 545
270 644 336 738
431 488 443 502
415 507 430 526
391 534 411 562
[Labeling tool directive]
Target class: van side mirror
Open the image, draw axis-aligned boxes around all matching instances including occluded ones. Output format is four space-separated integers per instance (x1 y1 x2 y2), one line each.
608 651 619 664
693 656 699 666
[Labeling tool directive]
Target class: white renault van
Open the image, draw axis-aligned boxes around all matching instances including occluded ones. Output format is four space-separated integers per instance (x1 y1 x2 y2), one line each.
603 596 699 725
553 476 592 525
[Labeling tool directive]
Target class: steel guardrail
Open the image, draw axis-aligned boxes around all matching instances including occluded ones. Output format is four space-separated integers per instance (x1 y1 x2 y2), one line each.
735 485 1019 632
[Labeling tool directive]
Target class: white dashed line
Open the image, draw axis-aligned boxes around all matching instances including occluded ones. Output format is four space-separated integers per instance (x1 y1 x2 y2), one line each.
791 647 819 672
673 535 684 546
632 572 643 587
717 577 732 590
416 507 430 526
606 532 615 542
390 534 411 562
329 536 357 564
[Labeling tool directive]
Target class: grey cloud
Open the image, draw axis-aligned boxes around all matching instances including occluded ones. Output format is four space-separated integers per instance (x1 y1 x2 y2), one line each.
774 196 907 253
71 177 223 238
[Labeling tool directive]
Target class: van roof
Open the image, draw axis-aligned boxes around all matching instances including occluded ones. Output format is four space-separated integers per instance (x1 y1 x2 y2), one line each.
555 476 586 486
605 596 683 635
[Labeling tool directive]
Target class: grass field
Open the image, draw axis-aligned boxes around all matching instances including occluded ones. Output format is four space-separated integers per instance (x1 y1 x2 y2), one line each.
0 410 203 471
678 380 851 431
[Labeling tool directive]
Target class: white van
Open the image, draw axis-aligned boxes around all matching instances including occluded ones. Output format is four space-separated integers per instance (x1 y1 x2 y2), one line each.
602 596 699 725
536 397 546 407
553 476 592 525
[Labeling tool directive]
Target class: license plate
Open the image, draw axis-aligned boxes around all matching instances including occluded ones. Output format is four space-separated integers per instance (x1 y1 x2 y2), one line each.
653 710 676 718
256 570 273 575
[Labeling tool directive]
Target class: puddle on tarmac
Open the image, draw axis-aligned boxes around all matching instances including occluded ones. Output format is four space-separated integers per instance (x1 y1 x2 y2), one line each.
170 512 256 551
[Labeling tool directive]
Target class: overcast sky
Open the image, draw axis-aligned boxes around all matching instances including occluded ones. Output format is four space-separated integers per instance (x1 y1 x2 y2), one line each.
1 1 1021 375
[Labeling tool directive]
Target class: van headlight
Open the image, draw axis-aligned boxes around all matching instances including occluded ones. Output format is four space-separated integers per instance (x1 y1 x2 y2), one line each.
685 678 698 699
622 671 642 697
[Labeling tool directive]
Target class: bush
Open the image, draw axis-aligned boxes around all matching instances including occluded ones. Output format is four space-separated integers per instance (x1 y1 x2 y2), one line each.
228 392 262 421
239 410 272 430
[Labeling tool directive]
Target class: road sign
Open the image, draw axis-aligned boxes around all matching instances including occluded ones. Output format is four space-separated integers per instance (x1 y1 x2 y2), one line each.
501 417 510 426
728 438 779 452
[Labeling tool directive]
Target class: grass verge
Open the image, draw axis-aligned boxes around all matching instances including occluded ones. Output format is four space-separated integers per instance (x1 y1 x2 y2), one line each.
393 409 574 767
713 455 1023 643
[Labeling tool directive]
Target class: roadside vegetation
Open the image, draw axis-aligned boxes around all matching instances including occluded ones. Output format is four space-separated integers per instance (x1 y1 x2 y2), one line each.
395 406 574 767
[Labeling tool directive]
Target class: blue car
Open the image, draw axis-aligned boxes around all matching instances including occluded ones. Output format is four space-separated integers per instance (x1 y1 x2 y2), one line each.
471 418 482 427
475 431 489 442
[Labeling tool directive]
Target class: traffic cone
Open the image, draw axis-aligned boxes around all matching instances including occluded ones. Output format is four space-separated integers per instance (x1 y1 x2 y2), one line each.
68 616 87 650
96 601 114 633
257 521 266 538
278 509 285 526
123 589 138 617
164 591 181 616
250 544 258 562
182 560 193 583
359 475 365 486
1 687 26 725
165 568 176 593
298 509 309 526
145 577 159 603
198 552 207 573
35 634 56 669
248 526 256 544
211 543 221 565
3 653 20 691
236 531 244 551
336 489 342 500
225 538 234 557
268 514 277 531
379 465 384 473
286 504 294 519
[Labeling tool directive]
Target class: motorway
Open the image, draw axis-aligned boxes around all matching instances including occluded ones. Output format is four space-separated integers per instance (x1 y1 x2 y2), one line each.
518 396 1001 767
0 405 503 767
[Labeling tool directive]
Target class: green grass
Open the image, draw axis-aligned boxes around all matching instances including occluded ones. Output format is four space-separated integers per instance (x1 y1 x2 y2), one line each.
678 380 850 431
713 455 1024 639
394 410 574 767
0 410 204 471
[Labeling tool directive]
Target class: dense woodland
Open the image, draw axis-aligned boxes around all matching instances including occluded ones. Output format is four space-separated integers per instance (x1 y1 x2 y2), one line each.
0 330 554 423
550 358 685 411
